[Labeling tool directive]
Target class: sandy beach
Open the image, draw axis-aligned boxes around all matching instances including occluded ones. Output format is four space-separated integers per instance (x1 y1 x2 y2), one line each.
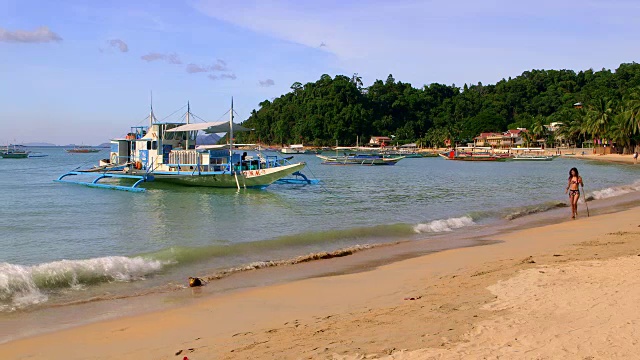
567 152 638 165
2 201 640 359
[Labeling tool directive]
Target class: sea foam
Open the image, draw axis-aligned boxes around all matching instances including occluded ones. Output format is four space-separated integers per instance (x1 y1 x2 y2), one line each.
0 256 164 312
590 180 640 200
413 216 475 233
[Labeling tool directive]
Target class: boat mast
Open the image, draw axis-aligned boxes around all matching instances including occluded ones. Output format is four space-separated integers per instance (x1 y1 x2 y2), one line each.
229 97 234 158
149 91 156 128
186 101 190 150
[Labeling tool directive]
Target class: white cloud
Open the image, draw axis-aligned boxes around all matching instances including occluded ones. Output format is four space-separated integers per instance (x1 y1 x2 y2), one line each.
208 73 237 81
258 79 275 87
186 59 228 73
108 39 128 52
0 26 62 43
186 63 208 73
140 52 182 64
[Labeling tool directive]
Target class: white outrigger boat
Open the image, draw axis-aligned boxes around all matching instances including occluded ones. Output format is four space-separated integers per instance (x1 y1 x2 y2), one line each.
317 147 405 165
56 101 316 192
509 148 555 161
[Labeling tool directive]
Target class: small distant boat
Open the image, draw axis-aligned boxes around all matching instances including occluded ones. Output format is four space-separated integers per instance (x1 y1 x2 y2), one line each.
66 146 101 153
420 152 439 158
317 153 405 165
509 148 555 161
281 144 320 154
439 147 506 161
28 153 49 158
1 144 29 159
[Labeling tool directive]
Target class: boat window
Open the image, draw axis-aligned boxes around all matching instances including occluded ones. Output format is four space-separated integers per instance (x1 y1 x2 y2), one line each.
165 132 175 140
147 141 152 150
151 141 157 150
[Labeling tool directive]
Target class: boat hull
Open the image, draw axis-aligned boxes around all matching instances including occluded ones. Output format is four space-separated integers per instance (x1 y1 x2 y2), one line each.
510 156 554 161
317 155 404 165
1 152 29 158
438 154 505 161
131 162 306 188
66 149 101 153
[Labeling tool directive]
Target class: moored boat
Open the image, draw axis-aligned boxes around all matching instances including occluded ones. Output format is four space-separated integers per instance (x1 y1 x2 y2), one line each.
66 146 101 153
1 144 29 159
281 144 320 154
439 147 506 161
509 148 555 161
317 153 405 165
57 100 316 192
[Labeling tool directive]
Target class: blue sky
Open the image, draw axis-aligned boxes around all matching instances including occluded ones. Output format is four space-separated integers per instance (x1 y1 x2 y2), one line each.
1 0 639 145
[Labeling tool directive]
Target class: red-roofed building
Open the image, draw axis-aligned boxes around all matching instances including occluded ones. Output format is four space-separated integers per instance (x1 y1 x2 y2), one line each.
474 129 526 149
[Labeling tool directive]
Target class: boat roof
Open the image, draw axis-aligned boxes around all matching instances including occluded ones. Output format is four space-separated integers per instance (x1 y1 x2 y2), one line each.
510 147 543 151
166 121 251 133
195 144 256 150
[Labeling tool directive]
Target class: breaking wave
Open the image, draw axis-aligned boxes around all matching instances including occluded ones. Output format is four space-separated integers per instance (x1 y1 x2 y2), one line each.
413 216 475 233
0 256 165 312
590 180 640 200
503 201 568 220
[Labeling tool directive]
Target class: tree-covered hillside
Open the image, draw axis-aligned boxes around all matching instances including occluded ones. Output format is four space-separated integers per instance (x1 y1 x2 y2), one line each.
237 63 640 151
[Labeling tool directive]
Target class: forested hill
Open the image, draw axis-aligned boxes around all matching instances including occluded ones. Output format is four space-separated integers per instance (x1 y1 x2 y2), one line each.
237 63 640 147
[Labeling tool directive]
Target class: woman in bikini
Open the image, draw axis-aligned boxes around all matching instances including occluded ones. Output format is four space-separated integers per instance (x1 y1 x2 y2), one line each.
565 167 584 219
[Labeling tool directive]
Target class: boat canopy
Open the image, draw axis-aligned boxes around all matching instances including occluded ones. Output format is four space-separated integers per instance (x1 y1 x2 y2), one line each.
195 143 257 151
166 122 252 133
510 147 544 151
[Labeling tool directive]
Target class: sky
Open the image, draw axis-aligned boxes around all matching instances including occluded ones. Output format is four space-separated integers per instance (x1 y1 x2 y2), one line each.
1 0 639 145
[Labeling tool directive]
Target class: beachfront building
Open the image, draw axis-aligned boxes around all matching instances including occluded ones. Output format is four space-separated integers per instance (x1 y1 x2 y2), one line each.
369 136 392 147
474 129 525 149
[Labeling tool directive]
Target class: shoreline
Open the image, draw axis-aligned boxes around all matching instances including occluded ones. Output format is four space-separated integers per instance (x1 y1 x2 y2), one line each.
564 152 638 165
2 195 640 358
3 187 639 345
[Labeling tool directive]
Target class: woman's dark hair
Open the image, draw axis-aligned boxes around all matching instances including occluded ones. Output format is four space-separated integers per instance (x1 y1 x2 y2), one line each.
568 167 579 180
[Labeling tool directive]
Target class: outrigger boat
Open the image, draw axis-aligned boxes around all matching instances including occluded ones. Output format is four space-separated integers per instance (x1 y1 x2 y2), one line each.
439 147 506 161
66 145 101 153
1 144 29 159
317 148 405 165
509 148 555 161
56 100 317 192
281 144 321 154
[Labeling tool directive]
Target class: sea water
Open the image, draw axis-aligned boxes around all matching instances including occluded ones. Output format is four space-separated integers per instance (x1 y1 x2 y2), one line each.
1 148 639 316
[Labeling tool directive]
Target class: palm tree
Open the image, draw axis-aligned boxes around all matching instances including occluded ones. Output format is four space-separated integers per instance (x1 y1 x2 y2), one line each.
608 111 632 153
624 89 640 136
585 98 615 144
531 116 547 147
351 73 363 89
521 131 533 148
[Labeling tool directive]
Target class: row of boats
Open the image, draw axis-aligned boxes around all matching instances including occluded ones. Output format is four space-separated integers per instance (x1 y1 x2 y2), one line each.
44 101 556 192
0 145 50 158
0 145 101 158
312 147 555 166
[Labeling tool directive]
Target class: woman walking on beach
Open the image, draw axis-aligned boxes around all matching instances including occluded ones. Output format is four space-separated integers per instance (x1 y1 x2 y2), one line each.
565 167 584 219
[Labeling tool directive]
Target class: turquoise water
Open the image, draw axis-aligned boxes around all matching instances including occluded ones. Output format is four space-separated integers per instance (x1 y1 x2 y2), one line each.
1 147 639 312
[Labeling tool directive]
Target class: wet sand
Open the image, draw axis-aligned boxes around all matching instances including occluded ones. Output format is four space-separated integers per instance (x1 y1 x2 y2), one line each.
2 200 640 359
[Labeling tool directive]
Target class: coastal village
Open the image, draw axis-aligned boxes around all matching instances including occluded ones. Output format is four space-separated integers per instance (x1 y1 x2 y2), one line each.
3 3 640 360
